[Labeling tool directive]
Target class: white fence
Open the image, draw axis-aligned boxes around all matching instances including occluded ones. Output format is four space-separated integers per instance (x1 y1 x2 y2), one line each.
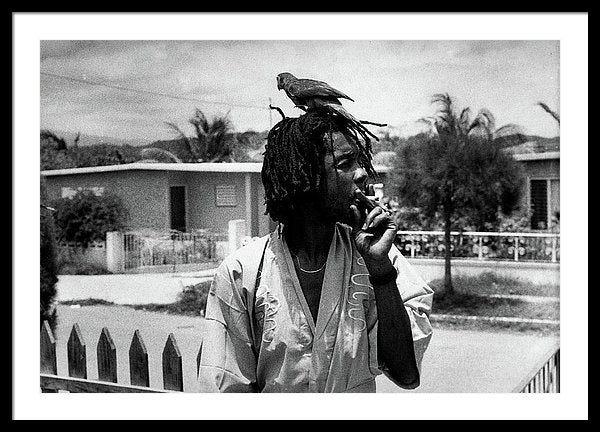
100 227 559 273
121 229 224 271
395 230 560 263
105 220 249 273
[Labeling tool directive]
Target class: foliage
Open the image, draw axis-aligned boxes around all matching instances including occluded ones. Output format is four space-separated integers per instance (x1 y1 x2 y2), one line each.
392 96 525 230
494 209 533 232
40 177 58 331
389 94 526 292
52 190 128 248
392 206 443 231
41 130 77 170
173 281 211 316
41 130 143 170
56 255 113 275
146 108 236 163
429 271 559 297
68 143 141 167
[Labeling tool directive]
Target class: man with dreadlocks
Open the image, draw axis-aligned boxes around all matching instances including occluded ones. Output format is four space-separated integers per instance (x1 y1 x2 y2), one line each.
198 108 433 393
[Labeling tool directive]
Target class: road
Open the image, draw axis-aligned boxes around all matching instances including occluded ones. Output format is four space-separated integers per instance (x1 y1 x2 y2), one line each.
56 273 212 305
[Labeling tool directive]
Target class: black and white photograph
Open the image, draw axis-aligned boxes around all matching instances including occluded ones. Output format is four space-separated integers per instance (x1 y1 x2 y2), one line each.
13 12 587 420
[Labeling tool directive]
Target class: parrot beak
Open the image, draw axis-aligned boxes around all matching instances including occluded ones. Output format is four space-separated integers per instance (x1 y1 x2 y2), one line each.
276 77 282 90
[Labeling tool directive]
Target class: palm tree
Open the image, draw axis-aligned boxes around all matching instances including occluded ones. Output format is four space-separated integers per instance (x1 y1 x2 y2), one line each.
403 93 525 294
143 108 235 163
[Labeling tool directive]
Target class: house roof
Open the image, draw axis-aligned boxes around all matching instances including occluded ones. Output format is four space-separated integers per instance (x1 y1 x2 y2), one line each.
41 162 392 177
502 138 560 155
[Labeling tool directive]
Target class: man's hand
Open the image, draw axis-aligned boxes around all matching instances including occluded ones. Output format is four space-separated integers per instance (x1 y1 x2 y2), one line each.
350 204 397 278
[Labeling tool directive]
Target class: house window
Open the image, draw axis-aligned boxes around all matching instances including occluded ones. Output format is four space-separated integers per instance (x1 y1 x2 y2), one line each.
530 179 560 230
215 185 237 207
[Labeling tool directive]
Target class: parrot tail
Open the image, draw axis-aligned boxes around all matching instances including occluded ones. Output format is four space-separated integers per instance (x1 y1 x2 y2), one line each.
324 103 380 142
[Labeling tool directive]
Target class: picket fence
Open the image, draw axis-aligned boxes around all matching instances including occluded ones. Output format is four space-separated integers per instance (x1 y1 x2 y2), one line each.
513 342 560 393
40 320 200 393
40 320 559 393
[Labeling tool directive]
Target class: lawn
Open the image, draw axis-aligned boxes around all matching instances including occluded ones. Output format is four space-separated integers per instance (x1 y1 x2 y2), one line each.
429 271 560 298
427 272 559 335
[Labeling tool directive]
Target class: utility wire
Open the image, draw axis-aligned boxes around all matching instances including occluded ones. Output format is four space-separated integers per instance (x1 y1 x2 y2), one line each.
41 71 270 111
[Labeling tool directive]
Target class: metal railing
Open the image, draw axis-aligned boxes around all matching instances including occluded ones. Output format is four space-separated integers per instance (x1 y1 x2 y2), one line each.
513 343 560 393
123 229 224 271
396 230 560 263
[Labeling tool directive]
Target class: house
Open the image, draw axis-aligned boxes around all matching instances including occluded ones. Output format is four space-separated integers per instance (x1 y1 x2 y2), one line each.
512 151 560 230
41 162 392 237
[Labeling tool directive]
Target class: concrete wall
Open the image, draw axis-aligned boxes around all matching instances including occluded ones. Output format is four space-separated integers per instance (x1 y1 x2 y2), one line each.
44 170 170 231
407 258 560 286
44 169 271 236
171 171 248 234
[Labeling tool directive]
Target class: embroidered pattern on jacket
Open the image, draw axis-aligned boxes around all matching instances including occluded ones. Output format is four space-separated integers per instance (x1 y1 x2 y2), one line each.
255 284 280 343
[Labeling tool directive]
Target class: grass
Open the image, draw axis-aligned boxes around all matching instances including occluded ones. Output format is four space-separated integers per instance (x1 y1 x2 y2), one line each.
431 291 559 321
428 272 560 335
428 272 559 320
429 272 559 298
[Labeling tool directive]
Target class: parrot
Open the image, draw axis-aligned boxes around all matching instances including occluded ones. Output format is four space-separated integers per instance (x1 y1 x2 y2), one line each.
276 72 380 141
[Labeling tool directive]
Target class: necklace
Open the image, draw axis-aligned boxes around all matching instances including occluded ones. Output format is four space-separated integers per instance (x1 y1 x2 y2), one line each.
292 253 326 274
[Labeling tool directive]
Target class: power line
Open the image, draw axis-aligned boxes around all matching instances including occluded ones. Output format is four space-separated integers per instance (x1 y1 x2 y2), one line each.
41 71 270 111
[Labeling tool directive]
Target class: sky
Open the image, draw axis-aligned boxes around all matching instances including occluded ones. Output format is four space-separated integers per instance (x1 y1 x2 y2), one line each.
40 39 560 144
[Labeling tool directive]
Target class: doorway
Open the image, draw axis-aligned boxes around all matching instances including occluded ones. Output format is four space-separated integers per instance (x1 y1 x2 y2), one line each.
170 186 186 232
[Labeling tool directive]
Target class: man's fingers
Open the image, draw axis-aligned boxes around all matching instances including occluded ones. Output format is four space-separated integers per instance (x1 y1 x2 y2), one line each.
364 213 389 231
361 206 383 230
349 204 363 232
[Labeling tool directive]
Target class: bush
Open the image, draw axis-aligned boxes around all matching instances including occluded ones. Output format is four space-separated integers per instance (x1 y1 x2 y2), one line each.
40 178 58 331
56 258 112 275
52 190 128 247
174 280 211 316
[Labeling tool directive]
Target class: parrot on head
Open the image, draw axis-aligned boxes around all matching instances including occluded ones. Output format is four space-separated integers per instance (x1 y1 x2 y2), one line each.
276 72 381 141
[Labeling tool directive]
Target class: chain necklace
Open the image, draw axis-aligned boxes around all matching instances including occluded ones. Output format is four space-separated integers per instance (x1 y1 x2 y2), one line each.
292 253 326 274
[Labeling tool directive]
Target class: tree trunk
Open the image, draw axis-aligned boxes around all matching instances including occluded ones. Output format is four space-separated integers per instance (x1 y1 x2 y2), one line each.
443 207 453 295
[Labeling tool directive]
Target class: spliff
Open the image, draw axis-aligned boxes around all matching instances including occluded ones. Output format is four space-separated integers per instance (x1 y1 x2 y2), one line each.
353 187 391 214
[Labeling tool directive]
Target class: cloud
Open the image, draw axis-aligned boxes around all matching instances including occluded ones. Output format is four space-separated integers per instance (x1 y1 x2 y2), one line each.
40 40 561 140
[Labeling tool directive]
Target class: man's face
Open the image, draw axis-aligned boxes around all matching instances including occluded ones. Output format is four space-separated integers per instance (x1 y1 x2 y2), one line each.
318 132 369 225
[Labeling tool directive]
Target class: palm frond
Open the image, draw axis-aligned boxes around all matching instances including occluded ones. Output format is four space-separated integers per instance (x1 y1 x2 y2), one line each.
164 121 188 141
537 102 560 124
189 108 210 137
475 108 496 132
165 121 199 160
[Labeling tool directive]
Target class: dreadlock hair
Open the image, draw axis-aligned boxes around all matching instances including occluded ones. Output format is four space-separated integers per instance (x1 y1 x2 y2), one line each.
262 107 378 225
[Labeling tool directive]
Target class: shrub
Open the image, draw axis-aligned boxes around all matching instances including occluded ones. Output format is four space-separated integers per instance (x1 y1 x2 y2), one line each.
40 178 58 331
52 190 128 247
175 280 211 316
56 257 112 275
